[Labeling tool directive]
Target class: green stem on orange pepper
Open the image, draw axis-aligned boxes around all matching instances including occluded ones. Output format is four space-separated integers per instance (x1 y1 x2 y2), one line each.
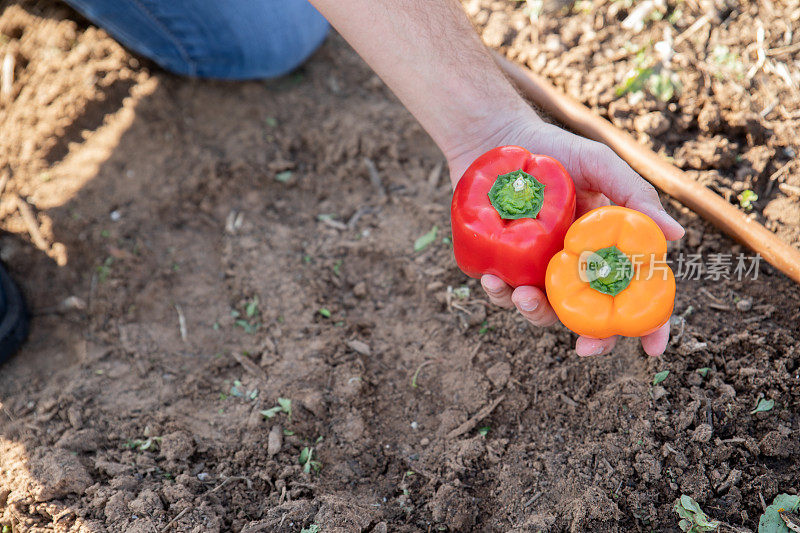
586 246 633 296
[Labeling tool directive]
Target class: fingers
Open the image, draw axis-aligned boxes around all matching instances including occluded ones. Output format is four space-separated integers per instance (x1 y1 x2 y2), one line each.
575 335 618 357
481 275 514 309
575 190 611 218
510 286 559 327
574 320 670 357
577 142 685 241
640 320 671 357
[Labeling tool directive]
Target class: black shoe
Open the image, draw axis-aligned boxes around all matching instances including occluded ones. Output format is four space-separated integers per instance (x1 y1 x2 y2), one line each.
0 262 29 365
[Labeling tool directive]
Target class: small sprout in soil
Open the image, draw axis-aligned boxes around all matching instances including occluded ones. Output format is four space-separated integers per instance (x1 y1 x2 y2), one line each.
245 296 259 318
441 236 452 246
124 436 162 452
299 446 322 474
648 71 679 102
261 397 292 420
2 525 12 533
265 117 278 127
300 525 320 533
229 380 244 398
697 367 710 378
478 320 491 335
674 495 720 532
653 370 669 385
318 308 331 318
738 189 758 211
759 493 800 533
332 259 342 276
451 285 470 300
283 429 295 436
96 256 114 283
410 361 432 389
616 66 654 97
667 7 682 24
751 398 774 414
303 255 312 264
478 426 490 436
711 45 743 77
414 225 438 252
275 171 292 183
235 320 258 334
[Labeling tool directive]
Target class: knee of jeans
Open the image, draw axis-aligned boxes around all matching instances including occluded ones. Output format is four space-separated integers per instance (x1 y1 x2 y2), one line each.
195 13 330 79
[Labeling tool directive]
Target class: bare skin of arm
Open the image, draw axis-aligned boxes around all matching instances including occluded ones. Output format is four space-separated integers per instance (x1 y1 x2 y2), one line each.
310 0 684 357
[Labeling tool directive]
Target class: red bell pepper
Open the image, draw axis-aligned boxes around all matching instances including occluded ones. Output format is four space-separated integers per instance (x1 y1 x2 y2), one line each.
451 145 576 289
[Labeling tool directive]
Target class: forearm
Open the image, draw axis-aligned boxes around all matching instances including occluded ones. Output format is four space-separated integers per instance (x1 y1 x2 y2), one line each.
309 0 543 182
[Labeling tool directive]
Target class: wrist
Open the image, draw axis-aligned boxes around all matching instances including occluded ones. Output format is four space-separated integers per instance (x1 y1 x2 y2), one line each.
444 103 545 186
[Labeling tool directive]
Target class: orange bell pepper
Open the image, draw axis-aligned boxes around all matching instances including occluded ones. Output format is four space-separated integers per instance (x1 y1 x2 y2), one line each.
545 206 675 339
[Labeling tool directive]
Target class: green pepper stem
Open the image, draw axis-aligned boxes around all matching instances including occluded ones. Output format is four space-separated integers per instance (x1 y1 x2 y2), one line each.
487 170 545 220
586 246 633 296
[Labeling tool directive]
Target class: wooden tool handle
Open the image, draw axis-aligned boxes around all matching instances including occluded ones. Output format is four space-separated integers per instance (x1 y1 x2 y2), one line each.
494 52 800 285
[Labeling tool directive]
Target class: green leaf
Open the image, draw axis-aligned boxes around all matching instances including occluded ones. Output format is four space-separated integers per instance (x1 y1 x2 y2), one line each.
277 397 292 414
318 308 331 318
616 67 654 96
246 297 259 318
414 226 438 252
260 406 282 419
283 429 295 436
299 447 311 465
697 367 710 377
759 494 800 533
653 370 670 385
452 286 470 299
680 495 702 514
648 71 678 102
266 117 278 127
478 426 490 436
739 189 758 210
300 525 320 533
752 398 774 414
678 518 691 532
275 171 293 183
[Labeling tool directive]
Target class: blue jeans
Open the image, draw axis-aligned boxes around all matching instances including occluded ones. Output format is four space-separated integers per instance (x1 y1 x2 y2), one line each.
65 0 330 79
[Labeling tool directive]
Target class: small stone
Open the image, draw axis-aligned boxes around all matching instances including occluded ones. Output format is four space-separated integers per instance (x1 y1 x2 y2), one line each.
633 112 671 136
485 362 511 389
544 34 564 53
420 438 430 446
736 297 753 312
268 425 283 457
160 431 195 463
353 282 367 298
346 339 371 356
652 386 669 401
691 423 713 443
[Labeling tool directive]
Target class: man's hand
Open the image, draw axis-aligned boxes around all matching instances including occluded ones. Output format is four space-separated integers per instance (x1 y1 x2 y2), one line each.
448 118 684 357
310 0 682 356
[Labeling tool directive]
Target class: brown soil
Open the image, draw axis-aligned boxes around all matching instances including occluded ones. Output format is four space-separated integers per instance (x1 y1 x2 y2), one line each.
1 1 799 532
